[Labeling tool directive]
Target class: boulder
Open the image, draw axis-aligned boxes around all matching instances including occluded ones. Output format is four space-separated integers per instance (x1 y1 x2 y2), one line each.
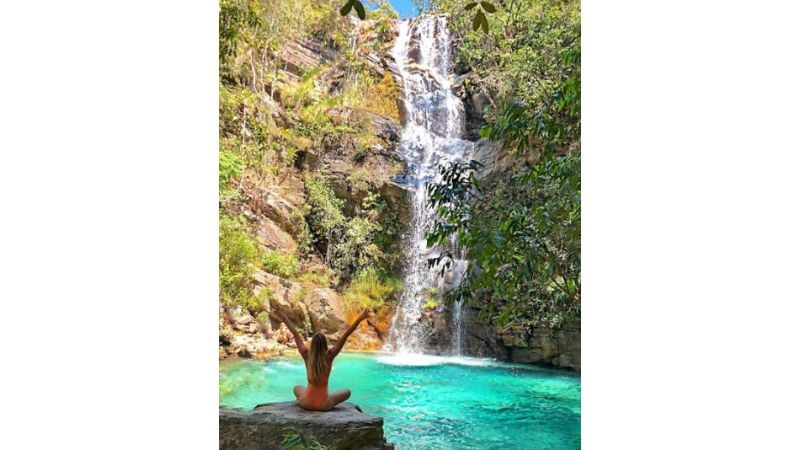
277 39 335 81
253 270 352 337
248 187 301 235
229 333 276 357
304 287 346 333
255 217 298 253
219 402 393 450
253 271 307 326
470 138 510 178
220 306 277 359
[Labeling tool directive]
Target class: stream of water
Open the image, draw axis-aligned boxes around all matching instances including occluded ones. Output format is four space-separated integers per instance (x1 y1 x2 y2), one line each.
384 15 471 355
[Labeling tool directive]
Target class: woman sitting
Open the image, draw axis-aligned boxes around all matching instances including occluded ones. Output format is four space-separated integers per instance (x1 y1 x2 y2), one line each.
271 308 370 411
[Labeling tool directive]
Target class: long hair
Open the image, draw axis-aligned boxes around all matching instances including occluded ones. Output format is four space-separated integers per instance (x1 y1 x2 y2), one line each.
307 332 330 385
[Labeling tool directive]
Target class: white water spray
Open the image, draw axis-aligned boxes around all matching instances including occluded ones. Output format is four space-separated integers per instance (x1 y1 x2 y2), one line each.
384 15 471 355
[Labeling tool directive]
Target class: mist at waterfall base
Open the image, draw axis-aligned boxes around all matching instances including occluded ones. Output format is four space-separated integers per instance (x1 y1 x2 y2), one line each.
220 353 581 449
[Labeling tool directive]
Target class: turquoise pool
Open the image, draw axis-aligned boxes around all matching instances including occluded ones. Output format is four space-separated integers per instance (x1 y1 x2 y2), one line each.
220 352 581 449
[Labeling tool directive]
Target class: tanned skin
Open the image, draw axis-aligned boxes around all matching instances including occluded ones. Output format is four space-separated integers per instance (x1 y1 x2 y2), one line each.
271 308 370 411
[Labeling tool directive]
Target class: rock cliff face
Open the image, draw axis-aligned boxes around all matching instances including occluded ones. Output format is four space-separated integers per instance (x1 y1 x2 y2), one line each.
220 402 393 450
466 316 581 371
423 78 581 371
220 269 397 359
221 15 580 371
221 22 407 360
426 305 580 371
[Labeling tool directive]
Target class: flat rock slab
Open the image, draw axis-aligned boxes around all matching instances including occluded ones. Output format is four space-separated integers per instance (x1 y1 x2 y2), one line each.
220 401 393 450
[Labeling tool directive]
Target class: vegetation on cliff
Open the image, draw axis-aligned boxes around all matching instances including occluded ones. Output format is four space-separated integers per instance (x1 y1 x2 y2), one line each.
424 0 581 328
218 0 404 338
219 0 581 356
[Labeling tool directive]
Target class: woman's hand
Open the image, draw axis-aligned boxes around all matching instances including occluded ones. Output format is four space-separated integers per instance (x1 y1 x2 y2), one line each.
329 308 373 360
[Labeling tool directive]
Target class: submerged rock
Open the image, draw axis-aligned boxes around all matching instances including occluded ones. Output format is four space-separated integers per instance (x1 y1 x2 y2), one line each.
219 401 393 450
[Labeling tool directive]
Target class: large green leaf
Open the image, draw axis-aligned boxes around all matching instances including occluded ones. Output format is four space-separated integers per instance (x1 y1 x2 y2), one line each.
353 0 366 19
339 0 352 16
480 1 496 13
472 10 484 31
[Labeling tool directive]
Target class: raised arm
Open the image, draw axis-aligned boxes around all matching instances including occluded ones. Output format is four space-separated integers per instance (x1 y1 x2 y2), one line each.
328 309 370 360
272 309 308 357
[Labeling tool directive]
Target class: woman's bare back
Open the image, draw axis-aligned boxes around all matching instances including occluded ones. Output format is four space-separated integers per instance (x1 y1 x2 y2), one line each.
271 308 369 411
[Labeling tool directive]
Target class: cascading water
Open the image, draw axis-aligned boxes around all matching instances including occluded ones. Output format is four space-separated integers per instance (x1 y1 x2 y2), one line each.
384 15 471 356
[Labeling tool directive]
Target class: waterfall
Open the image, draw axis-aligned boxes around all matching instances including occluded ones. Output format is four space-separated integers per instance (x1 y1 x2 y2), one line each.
384 15 471 355
452 300 464 355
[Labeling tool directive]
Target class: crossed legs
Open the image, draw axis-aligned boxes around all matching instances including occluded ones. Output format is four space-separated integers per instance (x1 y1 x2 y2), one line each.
293 385 351 411
325 389 351 409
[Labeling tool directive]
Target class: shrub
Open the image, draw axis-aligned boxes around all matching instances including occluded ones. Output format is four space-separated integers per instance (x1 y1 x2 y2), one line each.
346 169 370 191
219 213 261 308
342 269 402 311
331 217 383 280
262 250 299 278
295 267 333 286
304 175 347 263
281 427 329 450
219 150 243 189
364 72 400 120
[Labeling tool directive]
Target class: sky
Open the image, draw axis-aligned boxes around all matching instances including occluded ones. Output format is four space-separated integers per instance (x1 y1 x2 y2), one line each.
385 0 417 18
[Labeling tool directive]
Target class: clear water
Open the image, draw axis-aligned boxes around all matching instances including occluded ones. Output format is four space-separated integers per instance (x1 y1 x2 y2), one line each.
220 353 581 449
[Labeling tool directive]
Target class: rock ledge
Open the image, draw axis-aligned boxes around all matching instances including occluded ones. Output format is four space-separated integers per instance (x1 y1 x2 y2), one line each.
220 401 393 450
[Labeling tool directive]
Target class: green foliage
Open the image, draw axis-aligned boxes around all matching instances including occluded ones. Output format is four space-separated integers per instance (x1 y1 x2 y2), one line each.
282 66 324 112
219 83 277 173
219 213 261 310
426 0 581 328
332 216 383 278
303 176 388 283
304 0 351 49
218 0 404 317
219 151 243 190
340 0 366 19
423 298 439 310
431 0 580 125
295 267 334 286
428 151 580 328
342 268 402 311
281 428 329 450
353 146 369 162
465 2 494 33
219 0 261 72
262 250 300 278
293 285 309 305
304 174 347 261
346 169 370 190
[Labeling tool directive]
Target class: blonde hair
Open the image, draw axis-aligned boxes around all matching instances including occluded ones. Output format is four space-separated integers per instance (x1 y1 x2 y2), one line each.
307 333 331 385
